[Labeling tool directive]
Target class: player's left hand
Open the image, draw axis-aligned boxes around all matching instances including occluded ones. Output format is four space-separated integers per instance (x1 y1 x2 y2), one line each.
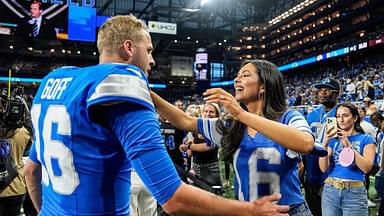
203 88 244 120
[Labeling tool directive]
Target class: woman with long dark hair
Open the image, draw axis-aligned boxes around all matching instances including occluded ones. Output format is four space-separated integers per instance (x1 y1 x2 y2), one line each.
319 102 376 216
151 60 315 215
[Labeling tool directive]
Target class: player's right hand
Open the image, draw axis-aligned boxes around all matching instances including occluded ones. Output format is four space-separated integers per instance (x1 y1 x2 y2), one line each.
250 194 289 216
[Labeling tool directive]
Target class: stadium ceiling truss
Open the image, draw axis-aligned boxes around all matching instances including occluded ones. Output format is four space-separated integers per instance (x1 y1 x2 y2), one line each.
96 0 268 31
95 0 301 55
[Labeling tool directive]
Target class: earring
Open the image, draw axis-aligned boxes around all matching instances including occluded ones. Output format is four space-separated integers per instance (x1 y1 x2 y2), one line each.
259 92 264 99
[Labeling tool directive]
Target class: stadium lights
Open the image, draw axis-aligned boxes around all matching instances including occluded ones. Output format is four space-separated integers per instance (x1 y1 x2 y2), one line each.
267 0 317 26
200 0 209 6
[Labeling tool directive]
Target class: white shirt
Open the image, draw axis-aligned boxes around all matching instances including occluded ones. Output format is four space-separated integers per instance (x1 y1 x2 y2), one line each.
346 83 356 95
361 120 377 138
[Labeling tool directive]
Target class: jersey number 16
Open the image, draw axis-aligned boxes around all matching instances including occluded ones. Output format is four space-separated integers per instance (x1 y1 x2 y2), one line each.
31 104 79 195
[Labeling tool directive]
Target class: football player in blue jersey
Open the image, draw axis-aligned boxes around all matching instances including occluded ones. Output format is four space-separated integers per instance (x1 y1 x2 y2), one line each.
23 15 289 216
151 60 317 215
319 102 375 216
303 77 340 216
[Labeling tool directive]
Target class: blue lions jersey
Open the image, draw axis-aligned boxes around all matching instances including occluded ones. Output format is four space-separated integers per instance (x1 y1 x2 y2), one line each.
328 133 375 181
197 110 312 205
29 64 180 215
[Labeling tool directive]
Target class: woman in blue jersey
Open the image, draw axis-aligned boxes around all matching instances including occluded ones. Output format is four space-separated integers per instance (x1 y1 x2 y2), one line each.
319 103 376 216
151 60 315 215
180 103 223 191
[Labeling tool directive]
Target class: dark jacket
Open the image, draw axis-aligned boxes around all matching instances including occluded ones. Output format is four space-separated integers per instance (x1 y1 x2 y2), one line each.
16 17 56 39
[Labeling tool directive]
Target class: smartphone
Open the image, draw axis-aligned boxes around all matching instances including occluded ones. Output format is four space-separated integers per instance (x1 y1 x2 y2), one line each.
326 117 338 135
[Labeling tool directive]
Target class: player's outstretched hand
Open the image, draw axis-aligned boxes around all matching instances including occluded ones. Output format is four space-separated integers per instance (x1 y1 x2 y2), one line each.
250 194 289 216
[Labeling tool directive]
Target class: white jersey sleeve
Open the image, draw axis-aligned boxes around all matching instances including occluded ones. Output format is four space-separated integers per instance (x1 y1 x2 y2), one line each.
86 65 154 111
197 118 223 148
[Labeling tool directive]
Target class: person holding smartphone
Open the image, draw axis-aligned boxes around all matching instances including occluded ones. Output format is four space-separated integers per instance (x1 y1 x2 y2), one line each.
302 77 340 216
319 103 376 216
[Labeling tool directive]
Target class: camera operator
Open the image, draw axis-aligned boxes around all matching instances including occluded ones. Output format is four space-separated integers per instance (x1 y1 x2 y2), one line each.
0 89 32 216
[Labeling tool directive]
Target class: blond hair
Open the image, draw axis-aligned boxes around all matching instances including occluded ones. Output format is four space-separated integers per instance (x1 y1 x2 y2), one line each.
97 15 147 56
204 103 221 118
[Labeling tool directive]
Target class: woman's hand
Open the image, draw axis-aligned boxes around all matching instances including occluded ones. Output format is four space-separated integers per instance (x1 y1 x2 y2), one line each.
337 129 352 148
179 143 189 152
203 88 244 120
323 124 337 148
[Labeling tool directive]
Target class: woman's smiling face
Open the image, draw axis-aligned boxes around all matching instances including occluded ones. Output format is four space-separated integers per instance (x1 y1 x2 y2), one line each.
234 63 264 104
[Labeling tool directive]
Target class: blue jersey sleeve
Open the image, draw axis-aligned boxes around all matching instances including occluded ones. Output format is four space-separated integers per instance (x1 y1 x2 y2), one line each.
284 110 319 158
106 103 181 205
359 134 375 154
